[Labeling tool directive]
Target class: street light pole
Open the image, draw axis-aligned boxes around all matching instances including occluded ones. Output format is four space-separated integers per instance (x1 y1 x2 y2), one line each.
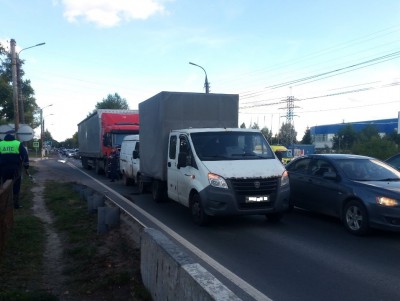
189 62 210 93
40 104 53 158
17 42 46 124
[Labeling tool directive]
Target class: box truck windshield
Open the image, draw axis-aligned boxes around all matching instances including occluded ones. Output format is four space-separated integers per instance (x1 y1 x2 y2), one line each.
190 131 275 161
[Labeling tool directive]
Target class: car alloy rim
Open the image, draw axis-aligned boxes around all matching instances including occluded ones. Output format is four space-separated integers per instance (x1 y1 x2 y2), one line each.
346 205 362 231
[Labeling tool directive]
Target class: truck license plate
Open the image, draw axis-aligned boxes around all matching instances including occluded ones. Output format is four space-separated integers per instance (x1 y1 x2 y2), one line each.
246 196 269 203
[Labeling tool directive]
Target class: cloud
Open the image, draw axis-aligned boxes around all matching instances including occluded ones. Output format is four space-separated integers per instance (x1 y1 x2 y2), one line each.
61 0 165 27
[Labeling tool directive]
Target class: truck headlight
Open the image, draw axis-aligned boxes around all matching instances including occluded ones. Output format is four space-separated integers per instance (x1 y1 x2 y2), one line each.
281 170 289 187
208 173 228 189
376 196 398 207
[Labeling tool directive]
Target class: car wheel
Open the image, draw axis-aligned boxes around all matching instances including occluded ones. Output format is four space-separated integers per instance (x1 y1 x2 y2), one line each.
265 212 284 223
343 200 369 235
190 193 209 226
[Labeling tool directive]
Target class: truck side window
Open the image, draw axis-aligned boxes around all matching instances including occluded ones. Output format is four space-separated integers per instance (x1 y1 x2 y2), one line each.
103 133 112 147
179 135 197 169
169 135 177 159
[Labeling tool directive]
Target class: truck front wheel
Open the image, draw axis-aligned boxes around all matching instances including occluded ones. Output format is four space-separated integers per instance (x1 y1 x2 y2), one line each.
190 193 209 226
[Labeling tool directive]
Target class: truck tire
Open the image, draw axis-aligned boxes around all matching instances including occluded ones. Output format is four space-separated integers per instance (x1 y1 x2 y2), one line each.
81 157 89 169
122 173 131 186
138 175 147 194
190 193 209 226
95 160 103 175
152 180 166 202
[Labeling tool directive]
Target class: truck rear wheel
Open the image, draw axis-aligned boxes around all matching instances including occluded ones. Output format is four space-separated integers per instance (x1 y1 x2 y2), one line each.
81 157 89 169
138 175 147 194
190 193 209 226
152 180 166 202
95 161 103 175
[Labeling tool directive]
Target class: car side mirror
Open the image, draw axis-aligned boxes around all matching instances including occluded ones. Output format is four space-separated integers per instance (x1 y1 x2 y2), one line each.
177 152 187 169
133 150 139 159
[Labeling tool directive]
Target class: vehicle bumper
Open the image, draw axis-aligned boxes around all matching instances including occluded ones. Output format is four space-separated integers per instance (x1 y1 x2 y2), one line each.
369 205 400 232
198 184 290 216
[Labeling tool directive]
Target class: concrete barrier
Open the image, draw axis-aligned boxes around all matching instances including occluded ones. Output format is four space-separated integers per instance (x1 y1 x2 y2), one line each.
141 228 242 301
79 185 243 301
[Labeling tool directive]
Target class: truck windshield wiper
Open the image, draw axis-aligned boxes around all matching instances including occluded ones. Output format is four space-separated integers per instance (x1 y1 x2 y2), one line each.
231 153 265 159
378 178 400 181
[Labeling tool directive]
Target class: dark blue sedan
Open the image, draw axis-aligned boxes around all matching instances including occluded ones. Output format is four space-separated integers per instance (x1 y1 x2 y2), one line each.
285 154 400 235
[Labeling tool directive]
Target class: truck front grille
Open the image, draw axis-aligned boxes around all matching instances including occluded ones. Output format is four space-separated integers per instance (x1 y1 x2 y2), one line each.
228 177 280 210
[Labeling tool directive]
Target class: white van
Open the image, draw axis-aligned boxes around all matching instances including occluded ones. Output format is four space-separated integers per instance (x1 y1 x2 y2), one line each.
119 135 140 185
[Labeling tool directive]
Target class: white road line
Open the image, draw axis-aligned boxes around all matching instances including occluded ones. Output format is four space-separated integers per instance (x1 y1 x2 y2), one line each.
67 161 273 301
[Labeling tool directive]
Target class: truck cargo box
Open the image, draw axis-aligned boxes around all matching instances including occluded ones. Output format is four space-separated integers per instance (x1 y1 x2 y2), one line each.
139 91 239 181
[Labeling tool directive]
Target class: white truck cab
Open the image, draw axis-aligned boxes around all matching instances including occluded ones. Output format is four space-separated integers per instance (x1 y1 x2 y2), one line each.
119 135 140 185
164 128 290 224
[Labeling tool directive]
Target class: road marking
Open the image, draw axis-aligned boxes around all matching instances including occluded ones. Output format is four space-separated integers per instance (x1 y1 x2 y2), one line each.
67 161 273 301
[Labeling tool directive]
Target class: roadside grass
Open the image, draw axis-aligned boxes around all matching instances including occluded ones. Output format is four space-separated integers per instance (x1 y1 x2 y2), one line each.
0 167 57 301
43 181 151 300
0 166 151 301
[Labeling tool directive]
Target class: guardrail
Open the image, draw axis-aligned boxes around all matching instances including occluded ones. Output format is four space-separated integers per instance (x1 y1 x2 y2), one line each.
75 183 242 301
0 180 14 256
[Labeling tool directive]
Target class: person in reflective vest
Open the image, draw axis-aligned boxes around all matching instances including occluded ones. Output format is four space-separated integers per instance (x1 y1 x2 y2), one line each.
0 133 30 209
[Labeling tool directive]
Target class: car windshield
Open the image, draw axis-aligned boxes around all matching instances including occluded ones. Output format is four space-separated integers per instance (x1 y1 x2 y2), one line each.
336 158 400 181
190 131 275 161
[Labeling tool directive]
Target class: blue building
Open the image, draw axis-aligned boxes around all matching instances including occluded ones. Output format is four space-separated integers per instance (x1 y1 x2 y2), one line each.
310 118 399 150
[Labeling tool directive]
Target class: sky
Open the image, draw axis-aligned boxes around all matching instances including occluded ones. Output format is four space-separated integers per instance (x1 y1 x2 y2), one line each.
1 0 400 142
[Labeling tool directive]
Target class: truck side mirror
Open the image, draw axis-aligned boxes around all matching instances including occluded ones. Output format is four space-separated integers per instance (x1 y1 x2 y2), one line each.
133 150 139 159
177 152 187 169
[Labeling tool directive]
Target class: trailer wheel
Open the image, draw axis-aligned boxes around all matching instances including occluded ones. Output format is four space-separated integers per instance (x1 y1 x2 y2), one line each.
152 180 166 202
81 158 89 169
190 193 209 226
138 175 146 194
95 161 103 175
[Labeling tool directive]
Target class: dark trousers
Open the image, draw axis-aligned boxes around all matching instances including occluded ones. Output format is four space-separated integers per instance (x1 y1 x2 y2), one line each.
1 167 22 208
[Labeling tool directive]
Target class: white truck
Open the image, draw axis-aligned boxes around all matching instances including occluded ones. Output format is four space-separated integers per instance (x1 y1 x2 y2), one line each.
138 91 290 225
119 135 140 185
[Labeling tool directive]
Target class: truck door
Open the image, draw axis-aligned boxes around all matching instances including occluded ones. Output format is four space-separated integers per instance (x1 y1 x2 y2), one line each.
167 134 179 202
176 135 196 206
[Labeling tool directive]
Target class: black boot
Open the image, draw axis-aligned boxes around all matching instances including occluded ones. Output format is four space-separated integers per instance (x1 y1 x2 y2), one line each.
14 194 22 209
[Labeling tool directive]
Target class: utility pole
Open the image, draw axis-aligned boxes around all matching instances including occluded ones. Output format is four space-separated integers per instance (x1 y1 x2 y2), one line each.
11 39 19 136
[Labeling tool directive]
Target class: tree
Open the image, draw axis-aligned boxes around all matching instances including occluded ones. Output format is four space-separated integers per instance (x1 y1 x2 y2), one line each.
300 127 312 144
352 136 397 160
0 49 38 126
261 127 273 143
332 124 357 152
95 93 129 111
250 122 259 129
277 122 297 146
240 122 246 129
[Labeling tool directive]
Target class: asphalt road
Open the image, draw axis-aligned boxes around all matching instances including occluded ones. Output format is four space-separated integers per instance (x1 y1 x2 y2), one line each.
42 155 400 301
